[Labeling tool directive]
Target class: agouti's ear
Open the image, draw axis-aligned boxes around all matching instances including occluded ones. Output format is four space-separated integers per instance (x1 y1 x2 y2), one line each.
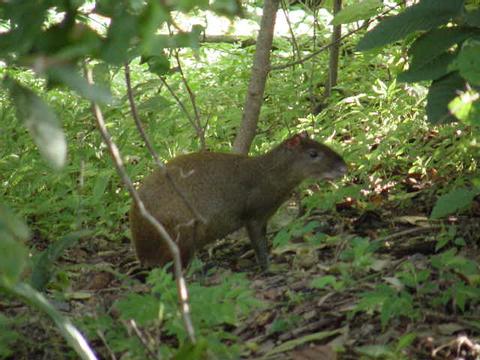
285 134 302 149
299 131 309 139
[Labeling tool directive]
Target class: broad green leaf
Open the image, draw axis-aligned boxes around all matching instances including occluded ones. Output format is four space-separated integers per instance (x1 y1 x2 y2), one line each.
408 27 475 69
102 9 138 64
357 0 465 51
47 66 112 104
332 0 382 25
4 77 67 169
139 0 170 54
426 72 466 123
431 187 479 219
398 52 457 82
449 91 480 125
455 39 480 85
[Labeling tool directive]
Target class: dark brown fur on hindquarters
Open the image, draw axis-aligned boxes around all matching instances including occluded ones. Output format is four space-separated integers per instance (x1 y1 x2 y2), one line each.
129 132 347 270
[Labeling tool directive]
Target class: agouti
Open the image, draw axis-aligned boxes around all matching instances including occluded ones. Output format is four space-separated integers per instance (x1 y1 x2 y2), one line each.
129 132 347 270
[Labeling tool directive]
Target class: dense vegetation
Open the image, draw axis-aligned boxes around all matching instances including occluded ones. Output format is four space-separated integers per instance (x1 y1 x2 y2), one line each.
1 0 480 359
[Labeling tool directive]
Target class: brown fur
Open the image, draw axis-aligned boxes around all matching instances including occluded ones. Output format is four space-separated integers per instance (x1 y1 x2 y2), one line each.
130 133 347 269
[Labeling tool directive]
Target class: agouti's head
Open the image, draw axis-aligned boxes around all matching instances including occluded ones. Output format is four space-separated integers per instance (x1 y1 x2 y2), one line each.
283 132 347 180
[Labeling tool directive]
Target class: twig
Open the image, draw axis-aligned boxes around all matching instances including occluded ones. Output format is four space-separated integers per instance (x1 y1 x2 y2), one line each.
173 51 206 149
281 0 301 61
124 63 206 225
374 225 441 243
270 20 370 71
96 329 117 360
270 5 398 72
126 319 158 360
84 66 196 344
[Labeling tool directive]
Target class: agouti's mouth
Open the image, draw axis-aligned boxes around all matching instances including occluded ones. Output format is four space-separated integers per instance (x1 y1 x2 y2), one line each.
321 168 347 180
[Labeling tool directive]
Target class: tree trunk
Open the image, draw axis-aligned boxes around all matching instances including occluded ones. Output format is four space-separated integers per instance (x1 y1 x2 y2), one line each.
232 0 280 154
325 0 342 97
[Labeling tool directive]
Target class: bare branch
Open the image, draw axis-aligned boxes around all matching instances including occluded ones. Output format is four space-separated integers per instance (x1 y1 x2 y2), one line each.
173 51 206 149
124 63 206 225
85 66 196 344
270 20 369 71
281 0 301 61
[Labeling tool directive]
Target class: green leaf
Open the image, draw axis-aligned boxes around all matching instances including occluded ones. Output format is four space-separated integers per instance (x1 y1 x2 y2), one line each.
4 77 67 169
310 275 337 289
47 66 112 104
174 338 208 360
455 39 480 85
0 235 28 286
0 204 30 242
408 27 475 69
92 63 112 94
357 0 465 51
138 95 174 112
332 0 382 25
102 9 138 64
448 91 480 125
426 72 467 123
116 293 162 326
356 344 393 357
398 52 457 82
144 54 171 76
431 187 479 219
30 231 89 290
92 174 111 202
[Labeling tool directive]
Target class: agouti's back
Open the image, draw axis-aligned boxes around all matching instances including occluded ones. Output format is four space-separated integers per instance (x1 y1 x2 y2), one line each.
130 132 347 269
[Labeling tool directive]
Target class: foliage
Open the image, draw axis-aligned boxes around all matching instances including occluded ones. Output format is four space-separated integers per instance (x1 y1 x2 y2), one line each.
338 0 480 125
0 204 96 360
430 187 480 219
95 269 263 359
1 0 480 357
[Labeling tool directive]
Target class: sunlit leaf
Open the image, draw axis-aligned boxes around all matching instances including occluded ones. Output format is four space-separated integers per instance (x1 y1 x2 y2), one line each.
426 72 466 124
431 187 479 219
4 77 67 169
332 0 382 25
47 66 112 104
357 0 464 51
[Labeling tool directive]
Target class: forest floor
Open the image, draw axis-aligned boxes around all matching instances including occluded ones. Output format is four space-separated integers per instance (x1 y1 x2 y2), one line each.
42 192 480 360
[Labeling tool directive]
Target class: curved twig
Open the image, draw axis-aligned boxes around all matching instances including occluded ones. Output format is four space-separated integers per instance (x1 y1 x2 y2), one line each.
124 63 206 224
85 66 196 344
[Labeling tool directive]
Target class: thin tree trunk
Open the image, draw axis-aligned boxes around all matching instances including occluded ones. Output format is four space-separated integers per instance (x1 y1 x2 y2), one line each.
233 0 280 154
325 0 342 97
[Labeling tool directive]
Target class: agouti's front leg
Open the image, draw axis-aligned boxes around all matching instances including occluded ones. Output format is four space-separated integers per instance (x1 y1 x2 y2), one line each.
246 220 269 270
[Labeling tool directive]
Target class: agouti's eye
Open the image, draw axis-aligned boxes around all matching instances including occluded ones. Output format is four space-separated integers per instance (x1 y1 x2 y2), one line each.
309 150 318 158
